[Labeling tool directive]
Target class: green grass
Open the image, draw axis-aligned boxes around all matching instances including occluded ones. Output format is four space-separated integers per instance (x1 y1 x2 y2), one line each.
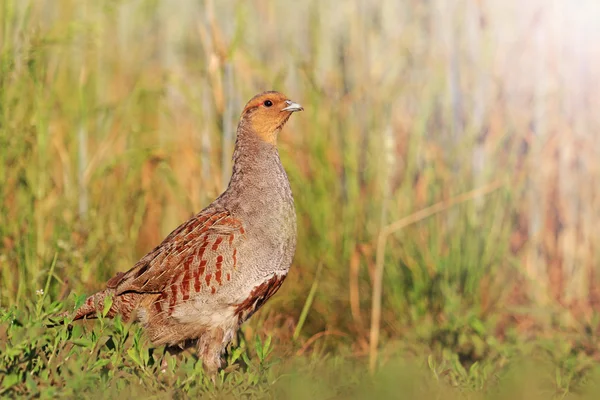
3 302 600 398
2 0 600 398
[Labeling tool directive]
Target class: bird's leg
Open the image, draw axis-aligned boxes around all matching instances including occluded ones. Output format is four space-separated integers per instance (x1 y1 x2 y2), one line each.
197 328 225 376
159 344 187 373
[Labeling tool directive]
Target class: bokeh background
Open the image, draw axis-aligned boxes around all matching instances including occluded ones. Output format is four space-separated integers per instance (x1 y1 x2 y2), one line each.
2 0 600 396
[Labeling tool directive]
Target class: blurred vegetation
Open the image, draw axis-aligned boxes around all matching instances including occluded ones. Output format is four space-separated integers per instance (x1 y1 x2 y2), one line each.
1 0 600 397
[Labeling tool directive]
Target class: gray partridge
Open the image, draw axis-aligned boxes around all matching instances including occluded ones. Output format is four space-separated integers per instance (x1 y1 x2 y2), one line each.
64 91 303 372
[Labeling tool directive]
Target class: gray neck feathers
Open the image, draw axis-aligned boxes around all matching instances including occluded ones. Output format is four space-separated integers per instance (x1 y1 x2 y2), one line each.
217 122 294 221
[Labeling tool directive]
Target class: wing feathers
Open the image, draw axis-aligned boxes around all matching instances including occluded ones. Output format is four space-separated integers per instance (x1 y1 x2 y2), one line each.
108 209 245 298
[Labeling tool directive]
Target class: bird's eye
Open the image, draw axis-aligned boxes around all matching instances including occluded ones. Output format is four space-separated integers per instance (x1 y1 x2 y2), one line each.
263 100 273 107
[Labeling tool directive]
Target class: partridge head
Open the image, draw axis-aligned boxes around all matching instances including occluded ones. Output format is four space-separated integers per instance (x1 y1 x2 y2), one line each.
238 91 304 144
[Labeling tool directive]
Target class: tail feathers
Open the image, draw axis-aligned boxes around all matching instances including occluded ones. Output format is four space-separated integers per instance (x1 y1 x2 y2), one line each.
63 289 141 322
44 290 110 328
72 290 111 320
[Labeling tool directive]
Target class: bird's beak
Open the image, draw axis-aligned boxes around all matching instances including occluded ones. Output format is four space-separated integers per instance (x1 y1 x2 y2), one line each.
282 100 304 112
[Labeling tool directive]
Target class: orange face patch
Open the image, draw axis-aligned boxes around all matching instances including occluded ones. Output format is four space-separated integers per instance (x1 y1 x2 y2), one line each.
240 91 299 144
